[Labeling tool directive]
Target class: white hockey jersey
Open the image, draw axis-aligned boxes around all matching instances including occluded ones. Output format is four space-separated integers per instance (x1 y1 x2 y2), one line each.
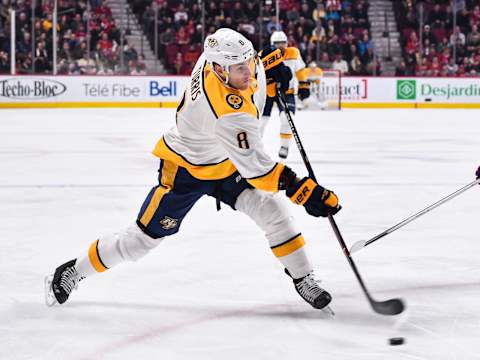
152 53 286 192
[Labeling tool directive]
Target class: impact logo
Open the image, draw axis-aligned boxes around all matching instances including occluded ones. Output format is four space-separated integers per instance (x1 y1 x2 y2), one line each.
226 94 243 109
0 78 66 99
159 216 178 230
397 80 416 100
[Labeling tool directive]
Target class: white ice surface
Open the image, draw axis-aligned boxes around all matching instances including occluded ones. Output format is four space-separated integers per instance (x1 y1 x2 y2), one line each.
0 108 479 360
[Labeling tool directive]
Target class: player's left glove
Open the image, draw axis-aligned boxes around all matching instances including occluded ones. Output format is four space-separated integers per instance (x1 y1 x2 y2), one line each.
476 166 480 179
298 81 310 100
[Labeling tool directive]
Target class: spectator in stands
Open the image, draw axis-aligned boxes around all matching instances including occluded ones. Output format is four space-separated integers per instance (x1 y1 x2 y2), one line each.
350 55 363 75
332 53 349 74
450 26 466 47
174 3 188 25
467 24 480 53
35 40 49 73
318 52 332 69
395 60 407 76
357 33 372 59
176 26 190 45
0 50 9 73
173 52 189 75
422 25 436 46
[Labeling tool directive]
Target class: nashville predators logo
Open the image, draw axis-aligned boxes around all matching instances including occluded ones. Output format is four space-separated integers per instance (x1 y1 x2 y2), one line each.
226 94 243 110
207 38 218 48
159 216 178 230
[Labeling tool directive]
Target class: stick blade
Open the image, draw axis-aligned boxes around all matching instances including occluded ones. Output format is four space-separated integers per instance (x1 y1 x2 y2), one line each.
350 240 367 254
372 298 405 316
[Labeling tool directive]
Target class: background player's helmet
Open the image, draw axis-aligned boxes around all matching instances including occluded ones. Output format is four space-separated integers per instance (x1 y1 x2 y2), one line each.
270 31 288 46
204 28 255 78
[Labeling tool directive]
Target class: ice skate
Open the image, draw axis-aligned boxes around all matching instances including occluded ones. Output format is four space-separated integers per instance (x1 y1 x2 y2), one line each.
286 269 333 313
45 259 82 306
278 146 289 159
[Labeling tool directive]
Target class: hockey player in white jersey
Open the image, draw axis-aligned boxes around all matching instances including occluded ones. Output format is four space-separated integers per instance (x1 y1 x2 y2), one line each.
262 31 309 159
45 28 340 311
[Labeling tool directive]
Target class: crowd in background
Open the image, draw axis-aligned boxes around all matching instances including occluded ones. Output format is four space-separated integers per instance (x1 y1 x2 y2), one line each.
3 0 480 77
0 0 146 74
394 0 480 77
130 0 378 76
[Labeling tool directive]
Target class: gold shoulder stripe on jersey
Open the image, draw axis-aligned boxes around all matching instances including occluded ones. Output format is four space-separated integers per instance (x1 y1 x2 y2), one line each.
247 163 285 192
271 234 305 257
152 137 237 180
203 62 258 119
226 94 243 110
283 47 300 60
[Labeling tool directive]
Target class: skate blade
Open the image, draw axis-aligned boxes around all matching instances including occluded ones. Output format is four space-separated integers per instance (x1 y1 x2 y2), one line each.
322 305 335 317
44 275 57 307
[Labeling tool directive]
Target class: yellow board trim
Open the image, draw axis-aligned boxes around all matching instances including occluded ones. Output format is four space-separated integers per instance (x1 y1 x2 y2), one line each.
152 137 237 180
271 235 305 257
280 133 292 139
3 101 480 110
88 240 108 273
140 186 170 226
0 102 178 109
343 102 480 109
247 163 285 193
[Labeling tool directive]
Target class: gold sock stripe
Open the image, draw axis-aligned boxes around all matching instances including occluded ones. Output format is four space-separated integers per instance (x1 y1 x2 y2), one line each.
271 234 305 257
280 133 293 139
139 186 170 226
88 239 108 273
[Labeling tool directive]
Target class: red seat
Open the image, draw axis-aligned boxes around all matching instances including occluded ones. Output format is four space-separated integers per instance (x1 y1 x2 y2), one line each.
165 44 179 66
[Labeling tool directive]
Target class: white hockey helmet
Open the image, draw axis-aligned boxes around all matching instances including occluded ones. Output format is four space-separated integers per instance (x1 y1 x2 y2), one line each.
204 28 255 75
270 31 288 46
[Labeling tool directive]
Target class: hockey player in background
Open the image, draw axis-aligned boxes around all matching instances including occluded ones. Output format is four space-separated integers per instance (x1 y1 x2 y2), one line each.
45 28 340 311
261 31 309 159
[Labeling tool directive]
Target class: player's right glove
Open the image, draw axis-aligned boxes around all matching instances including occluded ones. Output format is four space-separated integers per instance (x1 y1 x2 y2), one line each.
297 81 310 100
280 166 341 217
476 166 480 179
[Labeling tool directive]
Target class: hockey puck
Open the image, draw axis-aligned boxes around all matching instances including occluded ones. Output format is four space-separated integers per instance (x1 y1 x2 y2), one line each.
389 337 405 346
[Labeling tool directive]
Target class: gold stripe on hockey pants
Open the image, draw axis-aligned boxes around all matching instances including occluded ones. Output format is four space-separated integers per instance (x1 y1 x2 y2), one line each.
271 234 305 257
139 186 170 227
88 239 108 272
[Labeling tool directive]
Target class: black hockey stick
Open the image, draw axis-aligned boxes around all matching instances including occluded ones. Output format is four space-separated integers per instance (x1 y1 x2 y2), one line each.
277 91 405 315
350 178 480 254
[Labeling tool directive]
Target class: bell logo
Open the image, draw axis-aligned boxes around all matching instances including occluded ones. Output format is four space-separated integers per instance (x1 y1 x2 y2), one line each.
397 80 416 100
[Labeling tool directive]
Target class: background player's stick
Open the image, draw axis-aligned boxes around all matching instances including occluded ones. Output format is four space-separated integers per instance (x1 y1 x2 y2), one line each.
277 91 405 316
350 178 480 254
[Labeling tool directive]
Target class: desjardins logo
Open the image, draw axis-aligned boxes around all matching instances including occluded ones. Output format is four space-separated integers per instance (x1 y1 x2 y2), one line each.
397 80 416 100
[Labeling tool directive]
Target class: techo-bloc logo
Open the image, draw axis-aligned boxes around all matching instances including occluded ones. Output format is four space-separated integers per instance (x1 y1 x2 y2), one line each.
396 80 416 100
0 78 67 99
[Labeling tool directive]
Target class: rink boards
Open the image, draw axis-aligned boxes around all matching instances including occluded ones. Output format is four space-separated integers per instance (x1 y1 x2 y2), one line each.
1 75 480 108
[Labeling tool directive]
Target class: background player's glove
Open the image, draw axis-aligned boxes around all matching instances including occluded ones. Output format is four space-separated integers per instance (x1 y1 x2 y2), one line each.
260 45 292 95
280 166 341 217
297 81 310 101
476 166 480 179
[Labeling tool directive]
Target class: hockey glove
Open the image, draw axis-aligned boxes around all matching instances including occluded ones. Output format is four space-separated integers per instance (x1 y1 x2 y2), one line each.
298 81 311 100
280 166 341 217
476 166 480 179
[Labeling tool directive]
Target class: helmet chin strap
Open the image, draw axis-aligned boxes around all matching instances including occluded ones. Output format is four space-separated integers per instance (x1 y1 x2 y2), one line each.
212 65 231 86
